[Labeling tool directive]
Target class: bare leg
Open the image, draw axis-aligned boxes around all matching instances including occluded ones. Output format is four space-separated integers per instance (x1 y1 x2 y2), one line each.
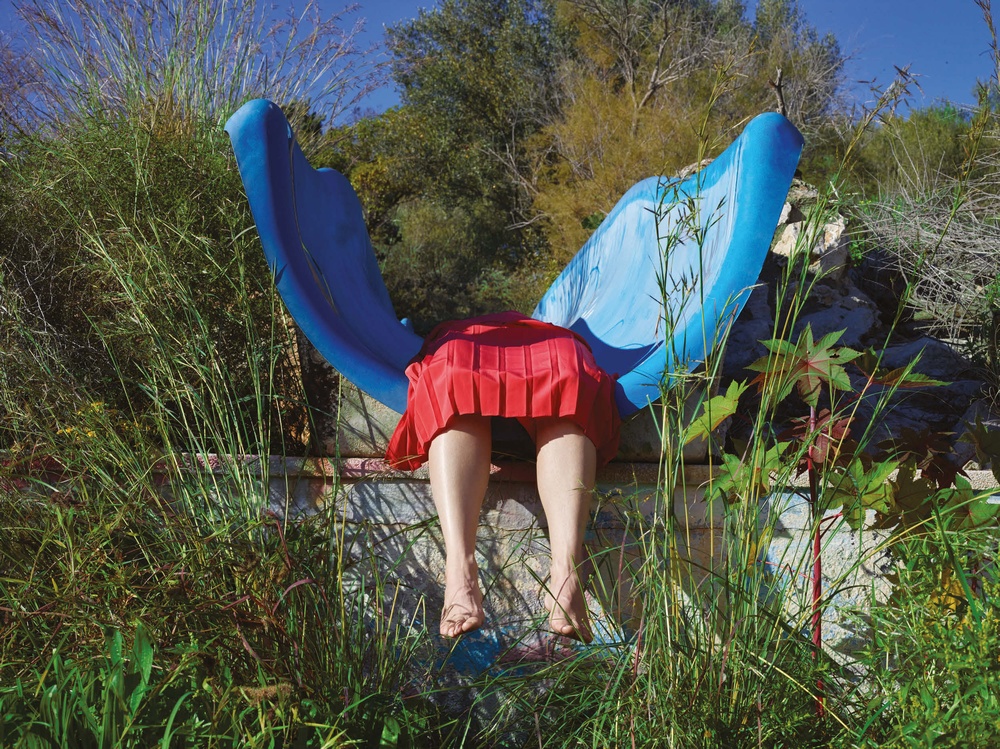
535 417 597 643
427 414 492 637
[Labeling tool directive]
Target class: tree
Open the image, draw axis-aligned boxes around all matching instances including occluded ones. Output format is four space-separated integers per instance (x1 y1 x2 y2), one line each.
752 0 843 126
347 0 573 330
554 0 744 133
527 0 844 267
384 0 570 209
853 104 972 195
340 0 846 324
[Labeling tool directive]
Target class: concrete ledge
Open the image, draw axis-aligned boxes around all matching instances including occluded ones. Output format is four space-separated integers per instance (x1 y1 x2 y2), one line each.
330 382 718 464
150 454 999 663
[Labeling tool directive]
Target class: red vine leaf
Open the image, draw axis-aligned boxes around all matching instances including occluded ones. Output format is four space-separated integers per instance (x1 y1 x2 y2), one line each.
748 325 860 408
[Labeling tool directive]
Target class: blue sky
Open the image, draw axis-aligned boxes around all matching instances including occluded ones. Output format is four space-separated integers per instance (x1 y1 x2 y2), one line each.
348 0 996 114
794 0 994 111
2 0 994 115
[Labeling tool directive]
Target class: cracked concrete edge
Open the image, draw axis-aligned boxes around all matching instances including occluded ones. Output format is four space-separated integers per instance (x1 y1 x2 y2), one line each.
154 452 999 493
331 382 718 464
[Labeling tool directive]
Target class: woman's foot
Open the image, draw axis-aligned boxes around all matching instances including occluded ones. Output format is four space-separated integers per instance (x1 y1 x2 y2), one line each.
440 565 485 638
546 564 593 643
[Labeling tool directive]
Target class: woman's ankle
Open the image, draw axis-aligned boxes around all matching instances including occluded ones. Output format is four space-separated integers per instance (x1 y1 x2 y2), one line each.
445 553 479 582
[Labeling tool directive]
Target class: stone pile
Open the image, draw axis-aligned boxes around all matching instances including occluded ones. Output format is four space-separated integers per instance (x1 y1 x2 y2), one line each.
724 180 996 456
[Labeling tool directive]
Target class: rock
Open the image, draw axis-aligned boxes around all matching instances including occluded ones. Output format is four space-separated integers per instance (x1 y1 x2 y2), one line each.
771 221 801 261
728 169 988 452
850 248 908 323
771 214 851 284
793 281 881 349
786 179 819 206
778 201 807 226
333 382 403 457
878 336 977 380
808 283 839 307
299 335 342 451
852 337 983 446
723 284 773 379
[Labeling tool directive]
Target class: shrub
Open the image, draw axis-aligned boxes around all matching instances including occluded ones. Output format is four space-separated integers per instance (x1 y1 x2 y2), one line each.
0 114 310 455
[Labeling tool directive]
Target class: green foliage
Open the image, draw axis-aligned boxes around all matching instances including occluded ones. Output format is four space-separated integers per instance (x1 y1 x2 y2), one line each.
861 531 1000 748
848 97 1000 400
377 199 528 328
530 0 844 268
0 0 384 461
3 0 1000 745
389 0 567 153
333 0 847 327
823 454 897 529
0 115 308 455
684 380 749 446
748 325 860 408
710 440 789 503
879 462 1000 535
339 0 571 330
0 626 196 748
848 105 972 197
0 465 444 746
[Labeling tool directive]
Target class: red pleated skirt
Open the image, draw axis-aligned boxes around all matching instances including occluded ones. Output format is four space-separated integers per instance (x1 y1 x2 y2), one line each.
385 311 621 470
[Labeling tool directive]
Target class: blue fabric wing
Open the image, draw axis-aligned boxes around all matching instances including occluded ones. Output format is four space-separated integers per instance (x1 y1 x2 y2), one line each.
226 100 802 422
225 99 422 414
533 113 804 417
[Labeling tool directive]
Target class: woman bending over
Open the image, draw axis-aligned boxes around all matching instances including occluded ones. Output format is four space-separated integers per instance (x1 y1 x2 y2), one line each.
386 312 621 642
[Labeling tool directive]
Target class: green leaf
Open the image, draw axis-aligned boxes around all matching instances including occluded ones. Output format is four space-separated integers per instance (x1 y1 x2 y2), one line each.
874 367 946 389
683 380 748 446
108 629 123 670
709 443 788 503
841 495 867 531
887 459 938 528
963 493 1000 528
381 715 402 748
856 350 948 389
124 626 155 715
943 477 1000 529
748 325 859 407
132 625 154 686
822 457 898 530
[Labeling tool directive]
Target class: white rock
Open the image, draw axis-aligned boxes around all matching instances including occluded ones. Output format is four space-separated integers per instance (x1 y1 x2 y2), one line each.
771 214 851 284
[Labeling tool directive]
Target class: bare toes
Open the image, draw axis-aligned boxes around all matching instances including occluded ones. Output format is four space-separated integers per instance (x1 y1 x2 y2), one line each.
440 578 484 638
546 572 593 643
549 608 592 643
440 606 485 638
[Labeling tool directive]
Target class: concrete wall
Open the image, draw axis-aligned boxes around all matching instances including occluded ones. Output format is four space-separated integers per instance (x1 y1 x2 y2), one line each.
223 386 1000 678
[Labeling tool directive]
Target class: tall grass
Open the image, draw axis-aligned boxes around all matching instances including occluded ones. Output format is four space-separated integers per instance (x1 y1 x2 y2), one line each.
9 0 380 133
0 2 444 744
0 113 444 742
